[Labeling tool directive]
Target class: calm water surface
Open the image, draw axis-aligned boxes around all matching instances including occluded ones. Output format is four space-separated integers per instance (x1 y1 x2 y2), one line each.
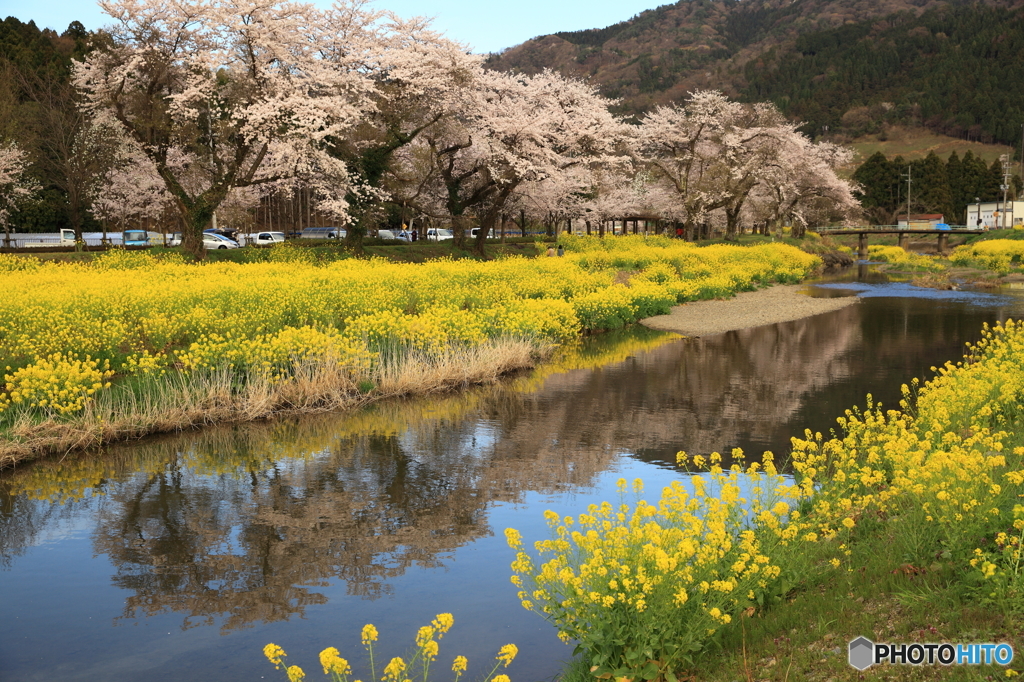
3 274 1024 682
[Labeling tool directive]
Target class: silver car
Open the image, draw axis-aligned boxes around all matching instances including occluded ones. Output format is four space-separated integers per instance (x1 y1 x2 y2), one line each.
203 233 240 249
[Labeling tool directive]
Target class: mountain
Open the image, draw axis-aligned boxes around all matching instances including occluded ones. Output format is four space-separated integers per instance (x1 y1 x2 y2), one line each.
485 0 1024 144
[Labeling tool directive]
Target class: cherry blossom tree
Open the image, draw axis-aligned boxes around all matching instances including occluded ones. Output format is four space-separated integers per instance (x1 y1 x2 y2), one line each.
90 140 172 238
748 137 859 236
326 13 483 251
715 103 797 239
635 91 858 239
634 91 744 239
75 0 374 258
515 165 594 237
0 142 38 246
409 69 624 256
582 167 679 235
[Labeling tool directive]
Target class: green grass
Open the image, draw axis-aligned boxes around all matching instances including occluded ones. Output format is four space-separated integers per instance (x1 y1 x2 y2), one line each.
697 549 1023 681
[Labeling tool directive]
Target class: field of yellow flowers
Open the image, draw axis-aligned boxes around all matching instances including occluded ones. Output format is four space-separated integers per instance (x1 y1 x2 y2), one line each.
508 320 1024 679
0 237 818 466
951 238 1024 274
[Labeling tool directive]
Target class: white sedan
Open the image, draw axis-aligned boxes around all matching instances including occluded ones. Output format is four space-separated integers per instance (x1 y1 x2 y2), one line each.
203 233 240 249
425 228 453 241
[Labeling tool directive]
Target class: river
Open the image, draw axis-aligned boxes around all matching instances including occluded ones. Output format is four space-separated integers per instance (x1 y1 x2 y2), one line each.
2 271 1023 682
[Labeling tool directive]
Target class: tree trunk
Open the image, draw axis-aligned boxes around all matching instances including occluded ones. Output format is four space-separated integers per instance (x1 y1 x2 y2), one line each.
179 201 218 260
684 220 696 241
453 214 471 250
473 186 515 258
725 205 742 241
345 213 374 254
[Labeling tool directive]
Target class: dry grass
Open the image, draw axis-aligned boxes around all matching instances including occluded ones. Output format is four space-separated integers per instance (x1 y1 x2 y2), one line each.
846 126 1016 167
0 337 550 468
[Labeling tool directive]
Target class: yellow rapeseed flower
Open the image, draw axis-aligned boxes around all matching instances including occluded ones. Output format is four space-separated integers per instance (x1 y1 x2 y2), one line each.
496 644 518 667
383 657 406 682
264 643 286 666
320 648 351 676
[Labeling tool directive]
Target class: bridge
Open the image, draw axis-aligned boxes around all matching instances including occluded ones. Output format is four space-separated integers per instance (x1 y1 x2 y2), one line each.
815 225 985 259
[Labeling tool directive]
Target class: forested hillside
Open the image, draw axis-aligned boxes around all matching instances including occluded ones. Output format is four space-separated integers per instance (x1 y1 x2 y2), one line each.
748 5 1024 143
487 0 1024 145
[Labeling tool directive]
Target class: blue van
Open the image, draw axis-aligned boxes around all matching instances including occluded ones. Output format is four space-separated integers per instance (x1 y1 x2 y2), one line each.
123 229 151 246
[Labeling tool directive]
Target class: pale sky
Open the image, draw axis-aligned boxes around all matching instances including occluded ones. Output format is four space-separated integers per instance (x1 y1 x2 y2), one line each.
3 0 668 54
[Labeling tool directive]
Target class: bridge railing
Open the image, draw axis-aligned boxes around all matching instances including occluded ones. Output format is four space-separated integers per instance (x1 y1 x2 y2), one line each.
815 225 976 232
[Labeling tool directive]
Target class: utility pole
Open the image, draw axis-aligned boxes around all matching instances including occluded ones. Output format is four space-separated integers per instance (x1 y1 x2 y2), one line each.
1001 153 1011 230
902 166 912 226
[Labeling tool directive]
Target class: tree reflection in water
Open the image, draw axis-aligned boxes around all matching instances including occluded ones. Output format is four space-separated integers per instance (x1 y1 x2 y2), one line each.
3 328 678 633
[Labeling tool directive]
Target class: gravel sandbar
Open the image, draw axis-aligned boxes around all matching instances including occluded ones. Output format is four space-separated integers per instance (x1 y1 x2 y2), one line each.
640 284 858 336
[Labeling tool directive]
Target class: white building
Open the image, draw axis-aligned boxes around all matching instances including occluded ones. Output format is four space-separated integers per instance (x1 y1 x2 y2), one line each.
965 201 1024 230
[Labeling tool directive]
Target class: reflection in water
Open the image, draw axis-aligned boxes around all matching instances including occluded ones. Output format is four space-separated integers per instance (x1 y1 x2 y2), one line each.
3 284 1024 681
2 329 680 637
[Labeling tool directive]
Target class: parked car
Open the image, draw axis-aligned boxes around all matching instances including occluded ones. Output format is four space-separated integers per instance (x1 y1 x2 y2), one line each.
377 229 398 240
425 228 453 241
122 229 150 246
203 233 240 249
470 227 490 239
240 231 286 246
166 233 182 246
204 228 239 242
300 226 346 239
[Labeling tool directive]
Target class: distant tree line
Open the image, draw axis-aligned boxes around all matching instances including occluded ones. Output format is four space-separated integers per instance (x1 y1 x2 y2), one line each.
852 150 1022 225
0 17 103 234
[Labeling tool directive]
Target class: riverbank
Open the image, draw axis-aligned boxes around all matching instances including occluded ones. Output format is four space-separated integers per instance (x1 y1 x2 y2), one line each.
0 339 549 469
639 283 858 336
0 238 820 467
517 318 1024 682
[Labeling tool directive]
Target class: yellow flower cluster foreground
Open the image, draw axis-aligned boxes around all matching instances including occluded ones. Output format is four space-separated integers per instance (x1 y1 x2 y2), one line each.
508 319 1024 676
0 237 817 422
263 614 515 682
506 456 803 679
